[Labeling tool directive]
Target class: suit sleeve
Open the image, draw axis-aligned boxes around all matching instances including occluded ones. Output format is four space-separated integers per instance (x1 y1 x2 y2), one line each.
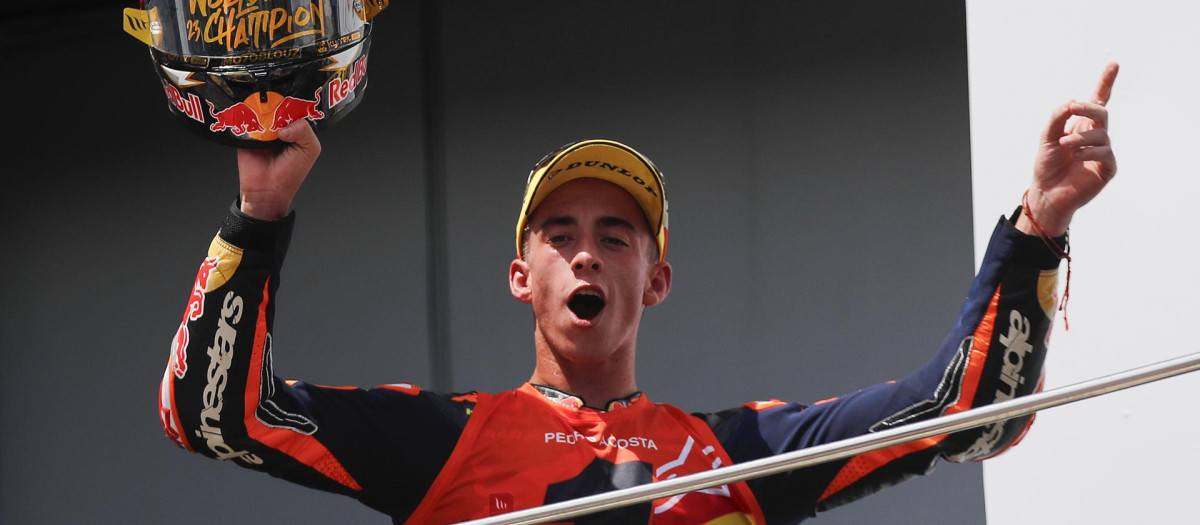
701 211 1065 523
156 203 470 521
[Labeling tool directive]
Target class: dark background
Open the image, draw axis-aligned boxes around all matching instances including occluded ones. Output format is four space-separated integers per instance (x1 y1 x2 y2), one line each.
0 1 984 523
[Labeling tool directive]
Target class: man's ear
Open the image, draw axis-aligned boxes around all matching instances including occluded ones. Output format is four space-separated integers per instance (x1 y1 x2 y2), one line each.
510 258 533 304
643 261 672 306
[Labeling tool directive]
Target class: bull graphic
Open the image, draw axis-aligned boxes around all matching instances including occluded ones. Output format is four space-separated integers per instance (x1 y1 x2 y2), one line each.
271 87 326 131
207 101 265 135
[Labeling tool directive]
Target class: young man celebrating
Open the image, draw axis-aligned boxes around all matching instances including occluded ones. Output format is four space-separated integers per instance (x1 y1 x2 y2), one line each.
159 64 1119 523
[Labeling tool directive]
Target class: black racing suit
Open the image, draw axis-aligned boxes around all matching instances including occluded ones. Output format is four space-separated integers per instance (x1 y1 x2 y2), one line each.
158 202 1064 523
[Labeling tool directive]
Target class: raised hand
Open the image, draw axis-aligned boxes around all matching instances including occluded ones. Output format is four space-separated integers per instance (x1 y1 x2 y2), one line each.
236 120 322 220
1018 62 1119 237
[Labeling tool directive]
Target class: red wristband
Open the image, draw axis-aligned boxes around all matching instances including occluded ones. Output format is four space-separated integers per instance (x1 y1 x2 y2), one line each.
1022 190 1072 330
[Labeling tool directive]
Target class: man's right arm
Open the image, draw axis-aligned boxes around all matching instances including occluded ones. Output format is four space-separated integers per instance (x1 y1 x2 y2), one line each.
157 122 470 521
158 203 473 520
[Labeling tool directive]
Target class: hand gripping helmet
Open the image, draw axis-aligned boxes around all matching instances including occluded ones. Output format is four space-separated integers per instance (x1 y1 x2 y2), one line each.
122 0 387 147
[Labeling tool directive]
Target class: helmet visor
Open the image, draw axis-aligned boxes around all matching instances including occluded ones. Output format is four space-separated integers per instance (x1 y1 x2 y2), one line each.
145 0 366 60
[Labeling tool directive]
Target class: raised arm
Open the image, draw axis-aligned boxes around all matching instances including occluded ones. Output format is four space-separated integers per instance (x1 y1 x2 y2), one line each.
157 121 468 521
704 63 1121 522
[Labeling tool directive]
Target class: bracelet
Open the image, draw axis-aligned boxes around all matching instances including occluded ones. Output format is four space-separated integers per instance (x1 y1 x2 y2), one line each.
1022 190 1072 330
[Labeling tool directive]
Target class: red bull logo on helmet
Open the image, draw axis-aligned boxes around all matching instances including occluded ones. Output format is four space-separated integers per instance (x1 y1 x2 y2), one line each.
162 80 204 124
271 87 325 130
207 101 265 135
327 54 368 107
202 86 326 141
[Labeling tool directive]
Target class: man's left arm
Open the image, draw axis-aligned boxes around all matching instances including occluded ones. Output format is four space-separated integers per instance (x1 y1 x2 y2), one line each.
704 213 1064 521
701 62 1120 522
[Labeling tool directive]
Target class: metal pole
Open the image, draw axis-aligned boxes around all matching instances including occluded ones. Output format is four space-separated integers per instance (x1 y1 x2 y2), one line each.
459 351 1200 525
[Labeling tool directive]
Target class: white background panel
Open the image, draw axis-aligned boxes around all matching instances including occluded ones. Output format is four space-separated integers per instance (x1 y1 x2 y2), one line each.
967 1 1200 523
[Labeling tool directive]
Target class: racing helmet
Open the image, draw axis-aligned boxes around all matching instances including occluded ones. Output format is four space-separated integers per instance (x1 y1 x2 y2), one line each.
122 0 388 147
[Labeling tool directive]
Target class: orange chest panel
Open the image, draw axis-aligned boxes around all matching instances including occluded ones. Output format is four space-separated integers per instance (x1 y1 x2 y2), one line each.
406 384 763 525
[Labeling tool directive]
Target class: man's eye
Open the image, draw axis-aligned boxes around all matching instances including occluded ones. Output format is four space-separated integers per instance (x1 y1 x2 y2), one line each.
547 234 570 244
602 237 629 247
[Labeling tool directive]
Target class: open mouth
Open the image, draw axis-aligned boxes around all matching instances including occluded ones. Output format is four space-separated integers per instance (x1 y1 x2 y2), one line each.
568 290 605 320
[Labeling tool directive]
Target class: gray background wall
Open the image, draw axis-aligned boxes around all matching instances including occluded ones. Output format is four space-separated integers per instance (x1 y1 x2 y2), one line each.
1 1 983 523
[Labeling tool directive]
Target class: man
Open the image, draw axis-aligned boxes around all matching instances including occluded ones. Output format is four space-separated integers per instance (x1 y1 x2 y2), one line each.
158 64 1119 523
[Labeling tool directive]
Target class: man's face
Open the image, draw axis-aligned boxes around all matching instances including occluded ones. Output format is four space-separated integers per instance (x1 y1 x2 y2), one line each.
510 178 671 365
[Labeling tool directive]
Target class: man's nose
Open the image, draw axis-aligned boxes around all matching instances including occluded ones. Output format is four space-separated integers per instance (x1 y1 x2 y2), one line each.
571 245 602 272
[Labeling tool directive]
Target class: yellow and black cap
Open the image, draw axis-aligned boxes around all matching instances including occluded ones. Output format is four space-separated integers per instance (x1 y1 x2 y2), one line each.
516 139 669 262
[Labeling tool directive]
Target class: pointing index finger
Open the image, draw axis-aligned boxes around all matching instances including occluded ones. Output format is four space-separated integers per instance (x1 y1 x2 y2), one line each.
1091 62 1119 106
